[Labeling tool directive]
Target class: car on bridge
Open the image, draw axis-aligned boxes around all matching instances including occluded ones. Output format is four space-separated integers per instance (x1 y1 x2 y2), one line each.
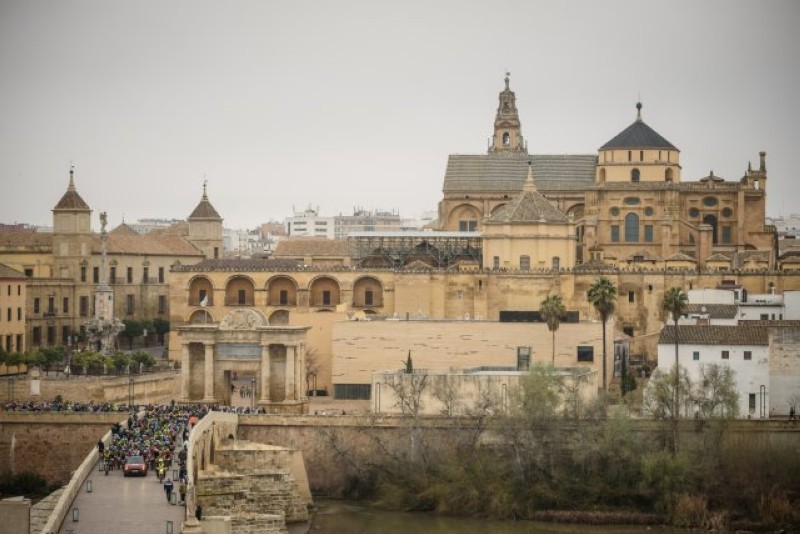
123 455 148 477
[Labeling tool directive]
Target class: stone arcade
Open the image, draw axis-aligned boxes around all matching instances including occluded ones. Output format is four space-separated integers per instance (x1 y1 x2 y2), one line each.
178 308 310 413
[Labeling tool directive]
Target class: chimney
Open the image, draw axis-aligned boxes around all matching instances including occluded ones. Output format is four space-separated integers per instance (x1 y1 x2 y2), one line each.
759 151 766 172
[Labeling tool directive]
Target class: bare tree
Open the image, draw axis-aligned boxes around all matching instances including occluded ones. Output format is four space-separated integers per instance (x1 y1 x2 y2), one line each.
692 363 739 419
304 348 321 395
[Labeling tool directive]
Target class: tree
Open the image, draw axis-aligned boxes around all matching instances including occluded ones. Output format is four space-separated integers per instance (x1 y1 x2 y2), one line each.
404 350 413 374
662 287 688 421
131 350 155 373
587 276 617 391
152 318 170 345
304 348 322 395
37 346 65 376
693 363 739 418
111 351 132 375
642 366 692 420
120 319 143 350
539 294 566 366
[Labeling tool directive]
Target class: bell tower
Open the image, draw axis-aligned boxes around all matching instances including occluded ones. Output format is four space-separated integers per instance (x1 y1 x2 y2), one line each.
489 73 526 154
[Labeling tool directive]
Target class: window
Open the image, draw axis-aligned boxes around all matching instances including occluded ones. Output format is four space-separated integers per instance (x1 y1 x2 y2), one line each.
631 168 640 182
214 247 219 259
158 295 167 314
644 207 654 216
749 394 756 414
143 267 149 283
703 215 718 244
62 326 70 345
278 289 288 306
110 266 116 283
80 266 87 282
365 290 374 306
627 150 632 162
238 289 246 305
48 297 55 314
760 313 769 320
93 267 99 283
611 225 620 242
34 298 40 314
158 267 165 283
198 289 207 305
32 327 41 346
17 307 21 321
744 350 752 361
517 346 531 371
689 208 700 218
6 286 9 296
722 208 733 217
628 291 635 303
16 334 22 351
693 351 700 361
625 213 639 242
333 384 371 400
126 294 135 315
551 256 560 270
703 196 718 207
80 296 89 317
623 326 634 337
459 220 477 232
721 226 731 243
6 308 10 321
520 255 530 270
609 207 619 216
721 350 729 360
623 197 641 205
47 326 55 345
63 297 69 314
127 267 133 283
644 225 653 242
24 268 33 277
493 256 500 269
577 346 594 362
639 150 644 161
502 132 510 146
322 290 331 306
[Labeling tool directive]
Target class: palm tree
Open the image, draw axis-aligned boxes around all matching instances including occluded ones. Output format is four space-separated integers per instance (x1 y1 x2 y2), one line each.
587 276 617 392
662 287 688 420
540 294 566 366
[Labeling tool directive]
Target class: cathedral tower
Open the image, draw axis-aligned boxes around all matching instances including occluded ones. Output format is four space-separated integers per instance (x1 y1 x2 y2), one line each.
489 73 527 154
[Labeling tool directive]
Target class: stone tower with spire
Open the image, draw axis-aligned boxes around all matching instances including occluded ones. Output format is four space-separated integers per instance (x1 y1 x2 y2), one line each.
489 73 527 154
52 166 93 279
188 181 224 259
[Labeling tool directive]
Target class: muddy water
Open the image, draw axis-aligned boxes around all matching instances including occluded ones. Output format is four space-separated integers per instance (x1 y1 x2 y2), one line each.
304 500 683 534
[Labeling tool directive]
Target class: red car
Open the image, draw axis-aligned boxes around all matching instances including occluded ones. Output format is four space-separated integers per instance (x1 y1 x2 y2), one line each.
123 455 148 477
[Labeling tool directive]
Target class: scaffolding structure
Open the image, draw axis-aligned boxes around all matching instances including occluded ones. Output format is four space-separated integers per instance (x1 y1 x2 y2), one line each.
347 231 483 269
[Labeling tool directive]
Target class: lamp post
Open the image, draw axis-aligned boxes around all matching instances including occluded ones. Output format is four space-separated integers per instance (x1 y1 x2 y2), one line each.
7 377 14 403
128 377 134 414
251 377 255 409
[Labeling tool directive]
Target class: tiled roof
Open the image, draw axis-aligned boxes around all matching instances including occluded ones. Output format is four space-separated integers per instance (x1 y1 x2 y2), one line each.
443 154 597 193
174 258 301 272
110 223 139 236
0 231 53 248
685 304 738 320
600 106 677 150
666 252 696 262
0 263 26 279
273 238 352 257
707 253 732 262
659 325 768 346
150 221 189 236
485 171 569 224
104 233 204 256
739 320 800 328
188 196 222 220
53 178 91 211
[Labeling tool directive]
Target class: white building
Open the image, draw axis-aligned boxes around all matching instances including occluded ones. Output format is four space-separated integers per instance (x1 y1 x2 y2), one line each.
657 325 770 418
286 207 335 238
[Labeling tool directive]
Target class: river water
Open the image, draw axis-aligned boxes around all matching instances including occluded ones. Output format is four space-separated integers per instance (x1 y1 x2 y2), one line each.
301 500 684 534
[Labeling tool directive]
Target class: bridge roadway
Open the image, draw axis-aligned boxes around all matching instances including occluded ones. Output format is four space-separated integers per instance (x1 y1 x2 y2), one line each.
59 461 186 534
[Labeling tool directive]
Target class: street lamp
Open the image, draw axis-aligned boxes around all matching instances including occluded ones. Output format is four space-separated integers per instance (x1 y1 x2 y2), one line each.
128 377 134 413
251 377 256 409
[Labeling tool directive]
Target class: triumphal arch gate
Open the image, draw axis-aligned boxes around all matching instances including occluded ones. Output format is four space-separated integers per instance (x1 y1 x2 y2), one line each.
178 309 310 414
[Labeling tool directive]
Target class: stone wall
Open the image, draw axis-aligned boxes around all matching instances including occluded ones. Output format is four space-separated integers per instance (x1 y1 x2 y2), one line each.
0 413 122 484
770 328 800 414
0 371 179 405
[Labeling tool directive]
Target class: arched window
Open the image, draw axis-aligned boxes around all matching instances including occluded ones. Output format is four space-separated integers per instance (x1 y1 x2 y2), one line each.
502 132 510 146
599 168 606 182
631 168 640 182
665 168 674 182
624 213 639 242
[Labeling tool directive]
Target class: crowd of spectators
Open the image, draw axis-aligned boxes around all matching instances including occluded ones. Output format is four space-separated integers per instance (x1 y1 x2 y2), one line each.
1 400 132 412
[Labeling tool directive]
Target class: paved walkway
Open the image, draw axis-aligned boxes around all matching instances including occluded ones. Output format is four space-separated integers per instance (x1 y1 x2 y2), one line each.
60 460 186 534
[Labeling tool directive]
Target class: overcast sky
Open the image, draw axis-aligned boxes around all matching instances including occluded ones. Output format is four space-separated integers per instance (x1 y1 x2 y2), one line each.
1 0 798 230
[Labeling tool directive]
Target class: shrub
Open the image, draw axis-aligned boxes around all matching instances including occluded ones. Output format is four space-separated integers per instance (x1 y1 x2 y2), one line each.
671 493 707 528
758 487 796 527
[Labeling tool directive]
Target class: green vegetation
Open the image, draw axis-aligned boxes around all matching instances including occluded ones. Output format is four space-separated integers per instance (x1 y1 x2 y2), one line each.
328 364 800 530
587 277 617 391
539 294 565 366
